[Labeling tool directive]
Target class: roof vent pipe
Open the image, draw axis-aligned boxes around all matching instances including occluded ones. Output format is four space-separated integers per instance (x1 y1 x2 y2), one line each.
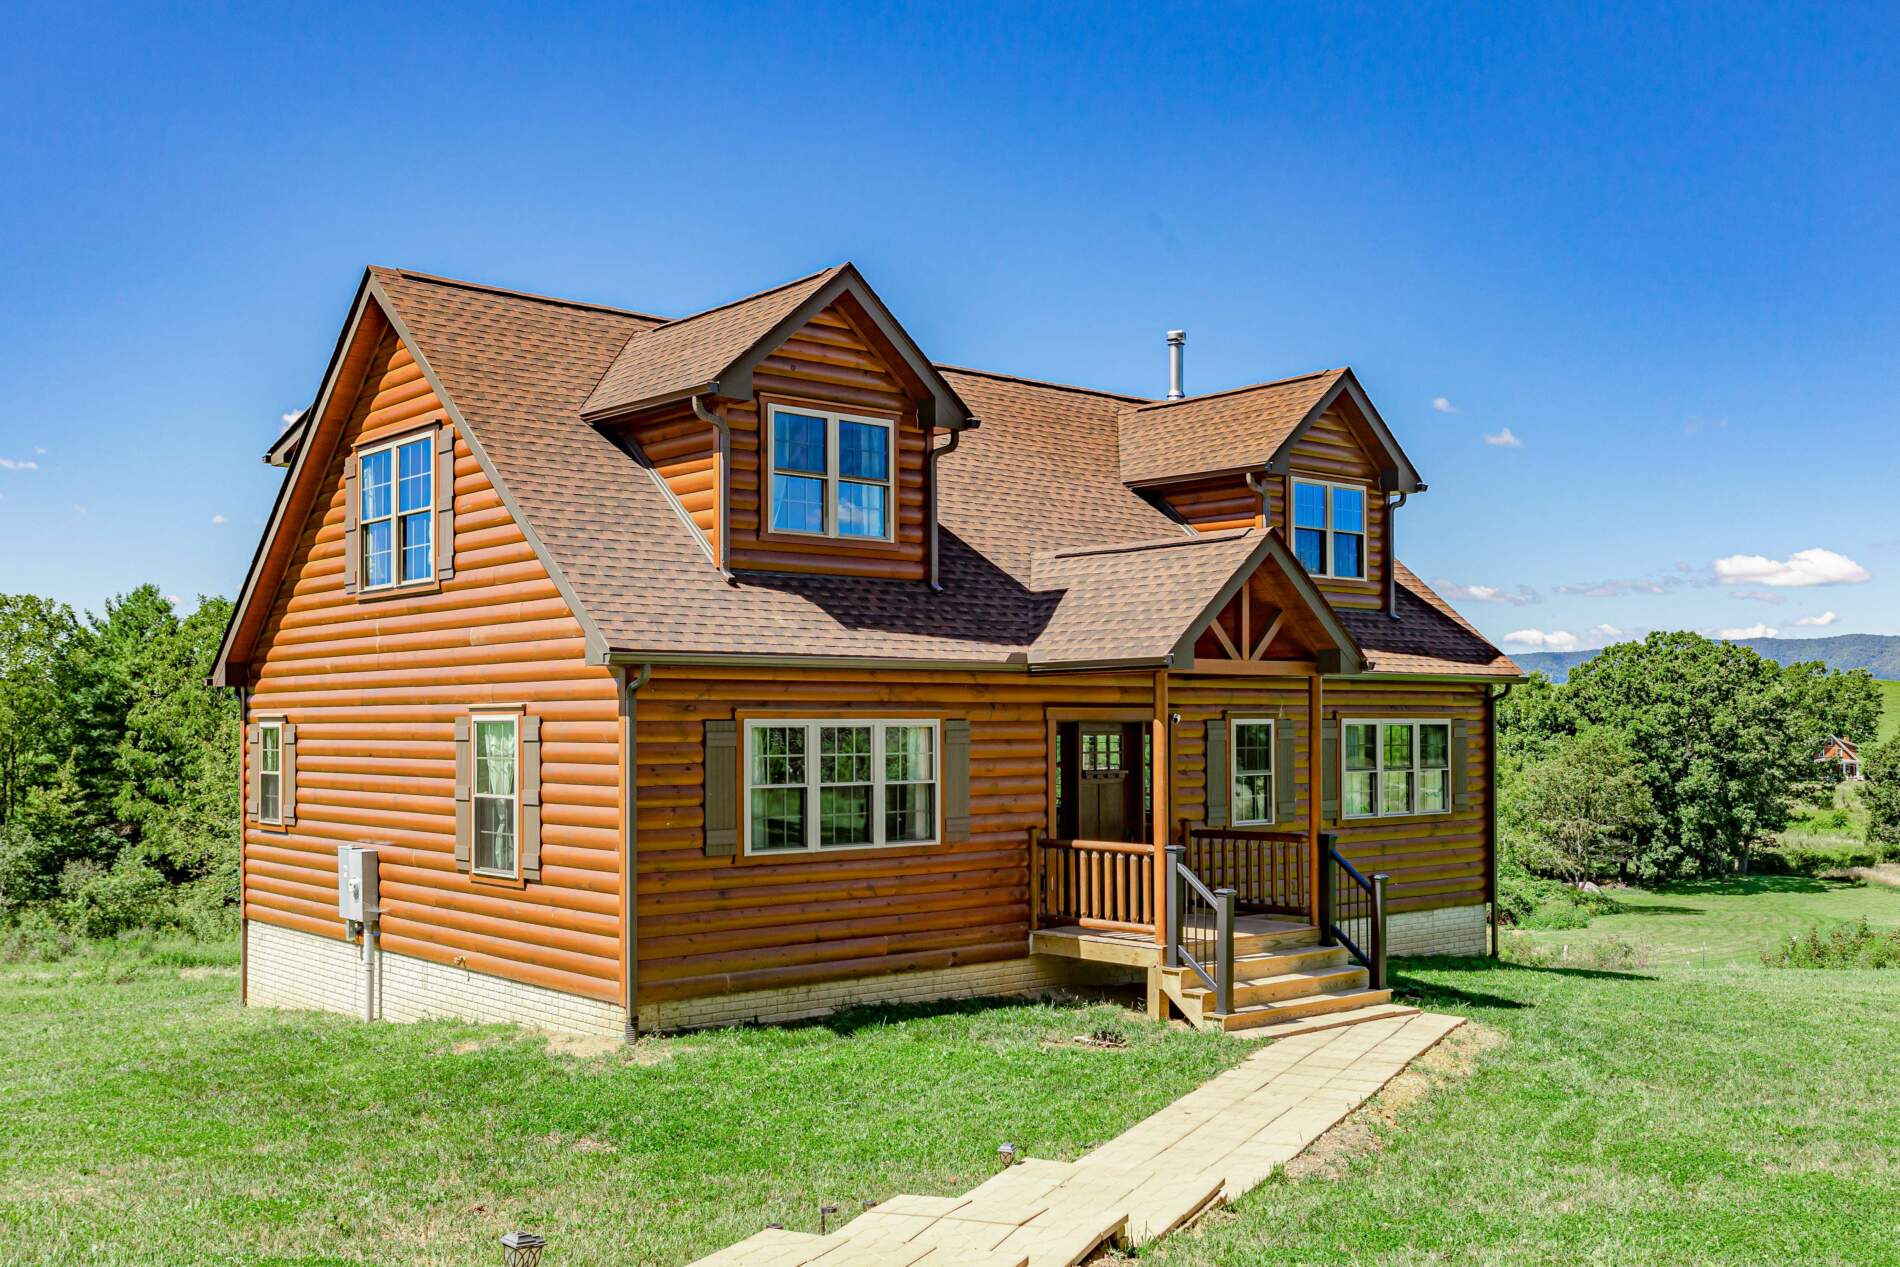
1166 330 1186 401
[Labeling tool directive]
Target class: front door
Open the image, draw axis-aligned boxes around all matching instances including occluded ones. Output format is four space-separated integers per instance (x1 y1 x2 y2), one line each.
1077 724 1131 842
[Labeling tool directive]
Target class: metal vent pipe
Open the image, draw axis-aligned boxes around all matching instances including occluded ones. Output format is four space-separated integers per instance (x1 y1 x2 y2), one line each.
1166 330 1186 400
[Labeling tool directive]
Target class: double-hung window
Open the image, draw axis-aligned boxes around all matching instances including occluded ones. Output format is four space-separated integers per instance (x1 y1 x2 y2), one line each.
1230 719 1276 825
257 722 283 824
745 718 938 853
472 715 520 876
360 433 434 588
1291 479 1367 579
765 404 894 541
1343 720 1451 818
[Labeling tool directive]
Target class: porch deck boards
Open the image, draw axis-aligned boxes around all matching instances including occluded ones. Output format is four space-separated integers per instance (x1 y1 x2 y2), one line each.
686 1011 1466 1267
1029 914 1315 967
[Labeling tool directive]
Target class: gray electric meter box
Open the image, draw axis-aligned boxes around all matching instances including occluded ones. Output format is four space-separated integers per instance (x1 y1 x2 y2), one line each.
337 844 380 923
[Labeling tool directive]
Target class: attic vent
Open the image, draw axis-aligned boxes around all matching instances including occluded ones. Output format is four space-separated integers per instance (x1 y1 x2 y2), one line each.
1166 330 1186 400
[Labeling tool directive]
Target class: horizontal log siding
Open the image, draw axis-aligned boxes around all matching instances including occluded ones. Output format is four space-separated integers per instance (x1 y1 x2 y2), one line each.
725 303 928 580
1169 675 1488 916
642 668 1490 1005
1281 409 1385 609
636 667 1161 1002
243 329 625 1004
624 401 718 550
1160 474 1262 534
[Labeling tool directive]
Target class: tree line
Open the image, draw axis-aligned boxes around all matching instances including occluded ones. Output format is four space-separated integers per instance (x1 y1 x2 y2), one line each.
0 587 237 939
1497 630 1896 910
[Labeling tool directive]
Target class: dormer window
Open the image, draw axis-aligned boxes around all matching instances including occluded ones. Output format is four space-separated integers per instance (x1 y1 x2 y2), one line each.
1291 479 1366 579
766 403 893 540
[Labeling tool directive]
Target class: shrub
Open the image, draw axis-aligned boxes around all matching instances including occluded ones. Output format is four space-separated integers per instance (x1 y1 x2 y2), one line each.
1762 919 1900 969
56 853 174 939
1503 728 1652 886
1866 737 1900 848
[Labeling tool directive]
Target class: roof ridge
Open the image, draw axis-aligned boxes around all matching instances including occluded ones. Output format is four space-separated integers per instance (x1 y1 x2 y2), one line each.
1044 528 1254 562
1124 367 1346 414
936 363 1155 405
376 267 670 322
647 264 844 332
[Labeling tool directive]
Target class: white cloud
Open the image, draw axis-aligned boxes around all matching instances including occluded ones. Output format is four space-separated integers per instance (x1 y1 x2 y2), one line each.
72 504 86 515
1431 396 1458 414
1434 579 1540 606
1503 628 1582 651
1483 427 1522 448
1712 548 1870 588
211 513 227 525
0 457 40 471
163 594 182 605
280 410 303 425
33 447 46 455
1588 624 1625 641
1728 589 1788 605
1718 623 1779 640
1683 416 1729 436
1795 611 1839 627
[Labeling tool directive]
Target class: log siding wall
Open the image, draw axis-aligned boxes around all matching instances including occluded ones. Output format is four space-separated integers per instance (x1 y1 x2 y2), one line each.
242 329 626 1006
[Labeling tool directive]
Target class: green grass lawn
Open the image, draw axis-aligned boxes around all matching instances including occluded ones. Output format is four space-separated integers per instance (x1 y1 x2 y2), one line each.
1878 679 1900 744
0 945 1241 1267
6 877 1900 1267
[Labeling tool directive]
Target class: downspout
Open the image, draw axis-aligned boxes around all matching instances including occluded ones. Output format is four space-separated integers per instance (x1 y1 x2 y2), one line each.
1488 680 1516 957
617 663 651 1039
1385 491 1409 618
236 683 249 1007
690 394 734 585
927 421 976 593
1244 471 1270 530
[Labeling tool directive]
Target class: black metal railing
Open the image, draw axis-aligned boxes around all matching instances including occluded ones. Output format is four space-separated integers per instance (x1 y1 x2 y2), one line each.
1317 832 1388 989
1165 843 1236 1015
1183 826 1309 918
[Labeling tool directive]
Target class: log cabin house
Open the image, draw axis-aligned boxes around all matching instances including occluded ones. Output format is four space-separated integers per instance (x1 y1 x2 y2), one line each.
213 263 1521 1038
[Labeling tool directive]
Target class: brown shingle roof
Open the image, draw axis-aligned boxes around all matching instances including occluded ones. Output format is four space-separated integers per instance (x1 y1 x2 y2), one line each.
283 266 1517 679
580 266 842 419
1117 369 1346 486
1338 565 1521 677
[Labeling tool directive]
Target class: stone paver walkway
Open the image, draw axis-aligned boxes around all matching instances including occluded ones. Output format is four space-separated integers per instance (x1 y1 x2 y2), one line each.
690 1011 1464 1267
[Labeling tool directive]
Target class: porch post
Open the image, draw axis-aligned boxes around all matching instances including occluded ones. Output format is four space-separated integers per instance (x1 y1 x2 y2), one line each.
1153 669 1170 946
1308 668 1323 929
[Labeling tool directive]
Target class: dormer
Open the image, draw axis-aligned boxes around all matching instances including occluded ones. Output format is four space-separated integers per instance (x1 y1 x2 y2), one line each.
581 264 977 584
1117 366 1423 612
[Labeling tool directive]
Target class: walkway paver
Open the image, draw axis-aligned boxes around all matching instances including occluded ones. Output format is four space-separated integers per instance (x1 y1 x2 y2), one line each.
687 1010 1464 1267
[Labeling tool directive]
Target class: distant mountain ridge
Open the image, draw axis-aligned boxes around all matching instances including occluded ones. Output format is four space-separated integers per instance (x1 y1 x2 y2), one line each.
1514 633 1900 683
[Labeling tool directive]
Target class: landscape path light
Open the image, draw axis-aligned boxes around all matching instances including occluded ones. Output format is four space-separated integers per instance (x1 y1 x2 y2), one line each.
500 1231 545 1267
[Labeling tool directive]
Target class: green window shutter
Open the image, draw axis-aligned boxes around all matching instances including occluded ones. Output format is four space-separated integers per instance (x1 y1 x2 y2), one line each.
342 455 360 595
453 716 472 871
245 724 260 818
703 720 737 857
1203 717 1228 828
1451 719 1471 810
1321 719 1340 821
1275 722 1297 823
943 718 972 841
434 425 457 580
520 713 543 881
280 722 298 827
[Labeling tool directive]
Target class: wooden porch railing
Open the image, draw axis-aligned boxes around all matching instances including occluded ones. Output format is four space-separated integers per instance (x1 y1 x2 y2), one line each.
1030 828 1156 933
1181 826 1310 919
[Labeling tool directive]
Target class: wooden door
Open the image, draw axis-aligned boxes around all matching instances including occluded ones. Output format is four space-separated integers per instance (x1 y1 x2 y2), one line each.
1077 724 1130 842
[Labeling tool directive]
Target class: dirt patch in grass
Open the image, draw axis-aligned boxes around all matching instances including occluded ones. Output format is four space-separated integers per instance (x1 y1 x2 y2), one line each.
178 965 237 980
1282 1021 1505 1183
1842 864 1900 891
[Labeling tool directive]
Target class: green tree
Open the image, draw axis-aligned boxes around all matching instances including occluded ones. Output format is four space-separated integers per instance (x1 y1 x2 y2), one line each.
1502 728 1653 885
1495 671 1577 771
1564 631 1816 878
1865 737 1900 849
0 595 79 825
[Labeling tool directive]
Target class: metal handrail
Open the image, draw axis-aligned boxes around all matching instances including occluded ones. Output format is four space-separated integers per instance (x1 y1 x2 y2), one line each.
1319 832 1390 990
1165 844 1237 1015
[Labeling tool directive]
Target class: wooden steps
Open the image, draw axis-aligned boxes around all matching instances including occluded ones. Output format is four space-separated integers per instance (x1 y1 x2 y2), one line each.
1155 930 1405 1034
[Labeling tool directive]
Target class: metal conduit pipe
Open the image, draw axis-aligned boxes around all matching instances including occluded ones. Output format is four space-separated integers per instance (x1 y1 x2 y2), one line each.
1488 679 1517 957
690 393 734 584
1244 471 1270 528
618 663 651 1038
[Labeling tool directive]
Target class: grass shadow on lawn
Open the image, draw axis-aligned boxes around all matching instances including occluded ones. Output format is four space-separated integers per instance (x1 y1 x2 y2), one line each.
1389 955 1656 1012
777 991 1117 1037
1675 873 1859 897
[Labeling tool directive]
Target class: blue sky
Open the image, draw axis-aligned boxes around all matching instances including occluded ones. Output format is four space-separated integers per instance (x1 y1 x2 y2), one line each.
2 2 1895 653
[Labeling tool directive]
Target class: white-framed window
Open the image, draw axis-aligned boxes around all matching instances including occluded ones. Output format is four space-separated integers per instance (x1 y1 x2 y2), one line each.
472 714 520 876
359 432 435 589
764 403 894 541
1343 720 1451 818
257 721 283 824
744 718 938 854
1230 718 1276 825
1290 478 1367 579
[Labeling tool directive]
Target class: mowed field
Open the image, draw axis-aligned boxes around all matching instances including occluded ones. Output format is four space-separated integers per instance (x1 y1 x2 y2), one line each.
5 876 1900 1267
1878 679 1900 743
